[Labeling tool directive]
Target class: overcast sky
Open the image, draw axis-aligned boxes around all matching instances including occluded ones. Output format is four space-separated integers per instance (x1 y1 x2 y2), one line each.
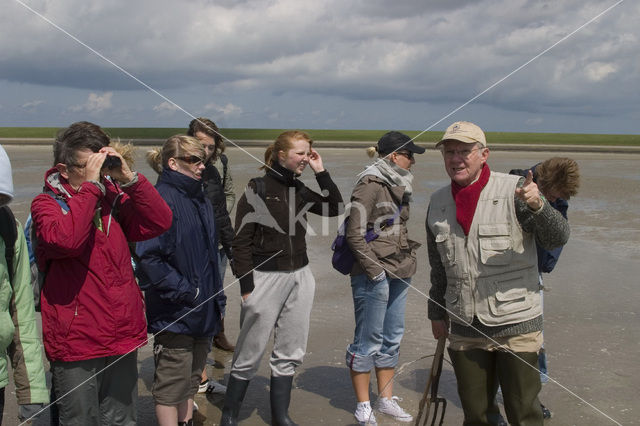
1 0 638 134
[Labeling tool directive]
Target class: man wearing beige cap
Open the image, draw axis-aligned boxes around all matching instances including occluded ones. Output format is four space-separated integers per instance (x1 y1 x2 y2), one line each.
426 121 570 424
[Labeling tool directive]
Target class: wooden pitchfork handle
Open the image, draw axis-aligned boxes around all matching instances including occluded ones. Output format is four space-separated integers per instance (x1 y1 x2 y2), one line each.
414 336 447 426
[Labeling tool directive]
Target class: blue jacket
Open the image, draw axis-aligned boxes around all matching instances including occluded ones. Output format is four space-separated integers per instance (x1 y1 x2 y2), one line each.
136 168 224 337
509 164 569 273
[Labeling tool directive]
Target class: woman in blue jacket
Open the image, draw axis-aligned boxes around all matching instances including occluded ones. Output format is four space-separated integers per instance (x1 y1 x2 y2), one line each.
136 135 224 426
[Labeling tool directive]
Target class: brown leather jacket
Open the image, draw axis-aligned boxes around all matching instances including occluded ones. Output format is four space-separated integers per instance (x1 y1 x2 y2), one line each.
346 175 420 280
233 162 343 293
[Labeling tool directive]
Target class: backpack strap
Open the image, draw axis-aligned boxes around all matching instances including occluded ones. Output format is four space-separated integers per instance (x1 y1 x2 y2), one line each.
29 191 70 311
41 189 70 212
0 206 18 284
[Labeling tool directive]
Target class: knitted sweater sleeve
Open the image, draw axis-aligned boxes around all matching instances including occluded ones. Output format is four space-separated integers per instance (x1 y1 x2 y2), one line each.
514 177 570 250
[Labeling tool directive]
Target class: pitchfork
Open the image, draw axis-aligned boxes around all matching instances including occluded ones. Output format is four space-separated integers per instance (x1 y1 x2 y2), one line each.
414 336 447 426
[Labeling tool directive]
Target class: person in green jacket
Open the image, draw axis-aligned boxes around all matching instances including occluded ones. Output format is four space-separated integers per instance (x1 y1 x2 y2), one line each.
0 144 49 424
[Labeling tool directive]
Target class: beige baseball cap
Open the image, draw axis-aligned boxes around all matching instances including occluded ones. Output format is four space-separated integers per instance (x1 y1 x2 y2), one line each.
436 121 487 148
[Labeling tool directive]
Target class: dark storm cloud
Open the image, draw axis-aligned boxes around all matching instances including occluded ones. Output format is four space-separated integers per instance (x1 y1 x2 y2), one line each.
0 0 638 130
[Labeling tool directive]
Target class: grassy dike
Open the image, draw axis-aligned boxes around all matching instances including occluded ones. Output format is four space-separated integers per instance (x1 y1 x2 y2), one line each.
1 127 639 146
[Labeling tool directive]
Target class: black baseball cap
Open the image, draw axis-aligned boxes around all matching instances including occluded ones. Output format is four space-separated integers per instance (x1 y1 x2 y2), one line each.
377 131 426 155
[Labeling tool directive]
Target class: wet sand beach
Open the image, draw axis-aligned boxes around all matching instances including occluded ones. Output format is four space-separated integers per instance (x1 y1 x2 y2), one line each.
2 145 639 425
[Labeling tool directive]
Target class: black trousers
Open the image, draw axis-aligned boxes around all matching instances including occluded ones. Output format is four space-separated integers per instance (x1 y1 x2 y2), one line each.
0 386 5 426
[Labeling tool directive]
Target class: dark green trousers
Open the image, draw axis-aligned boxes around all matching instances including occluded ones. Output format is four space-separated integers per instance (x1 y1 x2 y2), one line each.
449 348 543 426
51 351 138 426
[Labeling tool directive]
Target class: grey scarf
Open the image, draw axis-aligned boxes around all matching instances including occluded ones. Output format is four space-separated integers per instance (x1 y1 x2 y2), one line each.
359 158 414 202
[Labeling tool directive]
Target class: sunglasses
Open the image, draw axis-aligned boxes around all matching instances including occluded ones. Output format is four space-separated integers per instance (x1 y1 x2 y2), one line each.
175 155 204 166
395 151 414 160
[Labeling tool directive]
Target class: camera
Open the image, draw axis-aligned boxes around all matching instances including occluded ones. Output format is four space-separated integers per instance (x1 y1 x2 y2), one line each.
103 155 122 169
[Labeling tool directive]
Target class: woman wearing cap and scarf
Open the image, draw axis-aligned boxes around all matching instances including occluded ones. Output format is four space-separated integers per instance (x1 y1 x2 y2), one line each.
345 131 424 425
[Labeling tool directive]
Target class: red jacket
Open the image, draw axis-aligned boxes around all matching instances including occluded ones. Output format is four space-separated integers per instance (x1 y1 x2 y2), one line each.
31 168 172 362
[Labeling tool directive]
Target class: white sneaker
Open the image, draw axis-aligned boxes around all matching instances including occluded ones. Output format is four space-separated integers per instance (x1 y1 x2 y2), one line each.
354 402 378 425
376 396 413 422
205 379 227 394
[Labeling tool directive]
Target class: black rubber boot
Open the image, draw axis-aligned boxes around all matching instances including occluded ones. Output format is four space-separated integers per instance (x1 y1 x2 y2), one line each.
496 351 543 426
270 375 298 426
448 348 501 425
220 376 250 426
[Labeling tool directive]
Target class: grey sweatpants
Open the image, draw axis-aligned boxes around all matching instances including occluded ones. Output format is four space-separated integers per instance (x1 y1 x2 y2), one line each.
230 266 316 380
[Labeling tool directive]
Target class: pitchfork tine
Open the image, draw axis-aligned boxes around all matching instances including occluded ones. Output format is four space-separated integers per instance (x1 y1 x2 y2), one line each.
415 336 447 426
428 397 447 426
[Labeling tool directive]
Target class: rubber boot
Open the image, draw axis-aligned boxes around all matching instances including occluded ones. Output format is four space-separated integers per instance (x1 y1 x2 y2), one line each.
496 351 543 426
220 376 250 426
270 375 298 426
448 348 501 425
214 318 236 352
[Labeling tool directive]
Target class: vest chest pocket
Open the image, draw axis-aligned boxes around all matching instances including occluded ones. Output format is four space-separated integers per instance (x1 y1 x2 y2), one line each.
434 225 455 267
478 223 513 266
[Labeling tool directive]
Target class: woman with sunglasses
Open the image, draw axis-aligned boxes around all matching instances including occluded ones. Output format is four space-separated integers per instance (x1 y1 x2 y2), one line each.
136 135 225 426
345 131 424 425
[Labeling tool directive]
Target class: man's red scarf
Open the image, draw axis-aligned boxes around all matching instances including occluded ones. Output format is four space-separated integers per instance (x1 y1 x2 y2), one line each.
451 163 490 235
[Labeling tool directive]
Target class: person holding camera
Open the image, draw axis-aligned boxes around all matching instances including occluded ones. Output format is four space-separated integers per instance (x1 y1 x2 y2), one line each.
30 121 172 425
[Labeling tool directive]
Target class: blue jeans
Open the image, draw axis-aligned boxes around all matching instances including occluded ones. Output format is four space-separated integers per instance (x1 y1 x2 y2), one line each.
538 285 548 383
346 274 410 372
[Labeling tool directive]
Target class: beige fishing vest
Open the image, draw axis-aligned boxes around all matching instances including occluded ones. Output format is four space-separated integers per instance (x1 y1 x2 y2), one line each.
427 171 541 327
